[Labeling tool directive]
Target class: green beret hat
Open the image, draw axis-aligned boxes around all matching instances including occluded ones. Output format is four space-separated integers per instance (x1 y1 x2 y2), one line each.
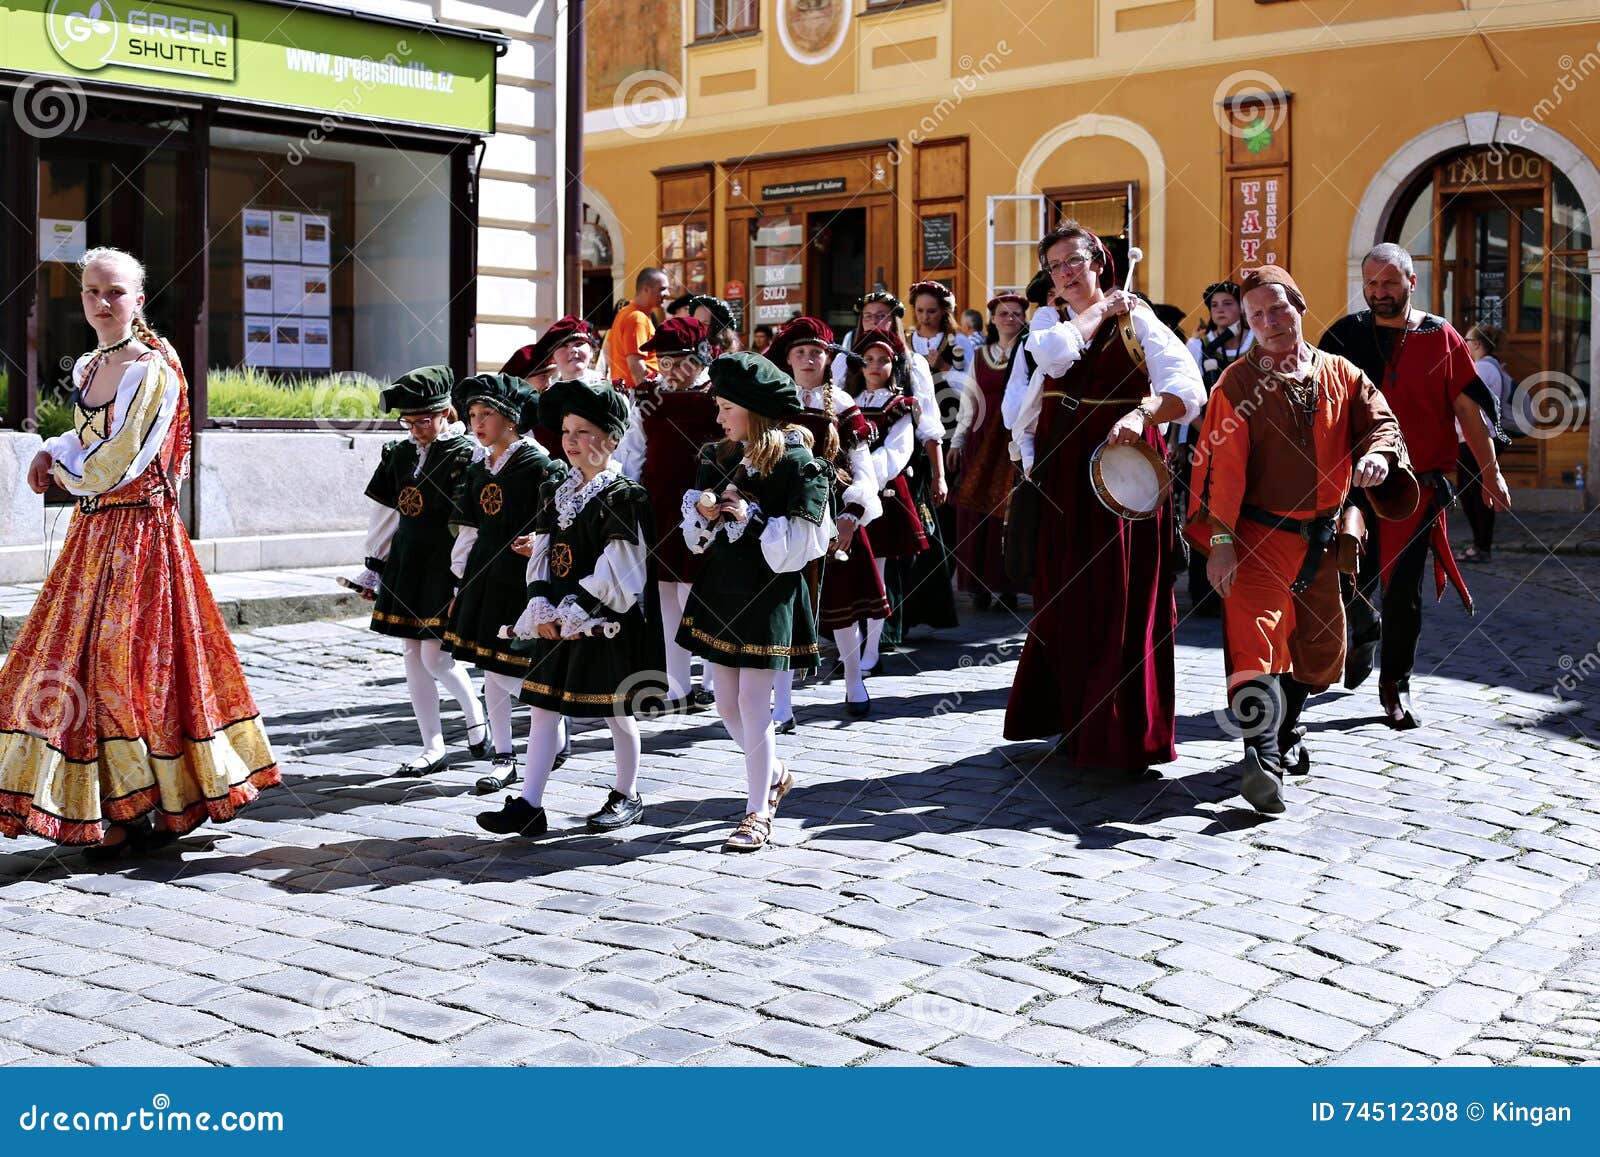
453 372 540 431
708 351 803 419
539 378 631 441
381 365 454 414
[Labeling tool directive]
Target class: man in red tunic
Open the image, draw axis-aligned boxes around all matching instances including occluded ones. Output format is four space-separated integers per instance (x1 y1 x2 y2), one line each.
1318 244 1511 728
1188 266 1417 813
1003 222 1204 771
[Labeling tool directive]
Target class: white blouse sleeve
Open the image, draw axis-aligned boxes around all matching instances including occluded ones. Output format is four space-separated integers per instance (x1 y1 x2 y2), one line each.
1133 305 1205 425
524 531 551 586
759 511 832 574
51 356 181 497
364 503 400 564
871 412 915 485
681 489 717 553
578 529 648 615
1001 340 1037 432
615 403 647 481
840 441 882 525
908 353 946 444
450 526 478 580
951 372 984 450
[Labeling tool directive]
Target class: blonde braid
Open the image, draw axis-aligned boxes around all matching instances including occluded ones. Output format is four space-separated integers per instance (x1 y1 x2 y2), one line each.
820 383 842 467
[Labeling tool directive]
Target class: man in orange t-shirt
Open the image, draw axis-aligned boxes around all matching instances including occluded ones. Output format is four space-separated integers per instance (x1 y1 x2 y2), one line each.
606 267 669 388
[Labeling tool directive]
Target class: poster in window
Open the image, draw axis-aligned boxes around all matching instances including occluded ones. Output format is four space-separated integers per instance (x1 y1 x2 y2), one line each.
301 215 331 265
244 316 274 367
302 268 331 317
38 218 87 263
274 264 305 314
686 259 709 295
242 208 273 261
272 211 302 262
660 224 684 262
301 319 332 369
273 318 303 368
243 263 274 314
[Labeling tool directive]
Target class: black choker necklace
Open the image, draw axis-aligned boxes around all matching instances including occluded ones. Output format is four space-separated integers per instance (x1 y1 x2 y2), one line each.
95 334 135 354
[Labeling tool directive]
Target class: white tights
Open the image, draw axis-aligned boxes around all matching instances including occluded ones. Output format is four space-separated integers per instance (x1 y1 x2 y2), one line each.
710 663 780 816
771 625 867 722
658 581 694 701
483 670 566 763
861 558 890 670
520 707 639 808
402 639 484 759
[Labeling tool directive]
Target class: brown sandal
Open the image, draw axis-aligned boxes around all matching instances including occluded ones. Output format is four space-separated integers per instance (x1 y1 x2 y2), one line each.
723 812 772 853
767 763 795 814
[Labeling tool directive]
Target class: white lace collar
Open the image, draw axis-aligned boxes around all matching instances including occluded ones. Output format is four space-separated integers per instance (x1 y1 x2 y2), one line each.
479 435 535 473
738 429 805 477
409 421 467 475
555 461 622 528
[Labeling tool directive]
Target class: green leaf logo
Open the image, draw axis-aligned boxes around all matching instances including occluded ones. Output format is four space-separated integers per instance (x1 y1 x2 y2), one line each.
45 0 120 72
1243 116 1273 154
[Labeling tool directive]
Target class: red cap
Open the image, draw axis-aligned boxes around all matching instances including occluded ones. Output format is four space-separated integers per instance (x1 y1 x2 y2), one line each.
641 316 714 360
765 316 834 371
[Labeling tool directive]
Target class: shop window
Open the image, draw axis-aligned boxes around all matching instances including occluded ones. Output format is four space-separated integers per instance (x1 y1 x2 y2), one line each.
1553 171 1593 253
659 217 711 299
695 0 759 40
206 126 450 417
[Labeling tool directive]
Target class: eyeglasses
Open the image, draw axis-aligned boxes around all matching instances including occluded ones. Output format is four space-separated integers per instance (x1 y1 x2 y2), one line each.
398 414 443 429
1044 253 1093 277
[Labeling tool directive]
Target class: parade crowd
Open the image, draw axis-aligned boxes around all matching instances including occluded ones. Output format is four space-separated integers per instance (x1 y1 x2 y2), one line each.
0 224 1512 857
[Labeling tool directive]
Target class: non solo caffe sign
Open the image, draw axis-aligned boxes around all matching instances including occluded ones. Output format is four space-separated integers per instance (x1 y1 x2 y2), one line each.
4 0 496 132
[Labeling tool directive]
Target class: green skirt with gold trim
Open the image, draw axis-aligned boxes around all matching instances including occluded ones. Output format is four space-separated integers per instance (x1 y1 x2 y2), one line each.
678 552 819 672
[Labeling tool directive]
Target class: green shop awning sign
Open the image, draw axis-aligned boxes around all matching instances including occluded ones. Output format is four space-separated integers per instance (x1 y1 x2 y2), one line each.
3 0 496 133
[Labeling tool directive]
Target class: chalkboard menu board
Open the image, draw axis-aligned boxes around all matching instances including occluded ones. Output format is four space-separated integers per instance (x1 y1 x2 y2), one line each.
921 214 955 270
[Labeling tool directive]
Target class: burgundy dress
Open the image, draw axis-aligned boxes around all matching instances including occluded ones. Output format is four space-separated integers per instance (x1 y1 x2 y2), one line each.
636 381 721 584
955 343 1026 597
791 405 891 631
856 393 928 559
1003 319 1177 768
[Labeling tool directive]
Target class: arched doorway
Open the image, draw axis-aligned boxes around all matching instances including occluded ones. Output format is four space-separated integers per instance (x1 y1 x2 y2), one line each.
1351 115 1600 498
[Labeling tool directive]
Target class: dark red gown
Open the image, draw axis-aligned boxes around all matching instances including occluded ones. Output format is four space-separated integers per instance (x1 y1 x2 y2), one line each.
955 343 1026 597
1003 319 1177 768
636 381 721 585
790 405 891 631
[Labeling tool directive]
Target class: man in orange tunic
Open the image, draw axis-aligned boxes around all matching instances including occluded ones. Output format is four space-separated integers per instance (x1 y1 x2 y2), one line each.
1188 266 1417 814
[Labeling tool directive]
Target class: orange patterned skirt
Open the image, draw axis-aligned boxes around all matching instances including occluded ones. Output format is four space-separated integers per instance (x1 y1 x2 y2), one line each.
0 499 279 846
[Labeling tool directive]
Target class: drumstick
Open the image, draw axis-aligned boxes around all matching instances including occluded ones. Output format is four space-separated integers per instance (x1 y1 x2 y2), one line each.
498 621 622 640
1123 246 1145 296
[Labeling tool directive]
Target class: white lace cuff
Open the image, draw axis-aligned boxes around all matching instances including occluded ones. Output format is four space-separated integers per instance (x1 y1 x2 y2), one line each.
682 488 717 553
556 594 609 638
725 501 762 544
353 568 381 594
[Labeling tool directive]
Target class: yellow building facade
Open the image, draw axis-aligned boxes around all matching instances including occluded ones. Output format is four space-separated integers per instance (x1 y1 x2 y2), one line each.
581 0 1600 506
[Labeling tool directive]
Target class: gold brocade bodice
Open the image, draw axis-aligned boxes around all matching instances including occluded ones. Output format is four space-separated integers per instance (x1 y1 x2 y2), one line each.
74 400 114 448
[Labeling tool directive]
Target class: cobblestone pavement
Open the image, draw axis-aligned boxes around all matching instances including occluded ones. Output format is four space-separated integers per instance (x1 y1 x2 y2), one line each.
1 545 1598 1068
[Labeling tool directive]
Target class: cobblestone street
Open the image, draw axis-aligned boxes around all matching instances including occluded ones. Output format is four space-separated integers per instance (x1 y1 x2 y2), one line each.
2 544 1598 1068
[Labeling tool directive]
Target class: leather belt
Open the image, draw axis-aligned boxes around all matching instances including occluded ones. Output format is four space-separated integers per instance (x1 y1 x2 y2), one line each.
77 492 154 515
1239 503 1338 593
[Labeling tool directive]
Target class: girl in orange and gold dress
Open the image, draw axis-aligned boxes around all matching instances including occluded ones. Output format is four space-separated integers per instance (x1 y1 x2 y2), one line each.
0 247 279 858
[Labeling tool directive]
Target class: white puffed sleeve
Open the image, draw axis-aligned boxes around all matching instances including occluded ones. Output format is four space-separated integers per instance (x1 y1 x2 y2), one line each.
839 441 882 525
364 503 399 564
615 402 647 481
950 372 984 450
510 532 555 639
681 489 717 553
524 531 551 585
1132 305 1205 425
908 353 946 444
579 529 648 615
870 412 915 486
759 510 832 574
450 527 478 580
51 357 180 497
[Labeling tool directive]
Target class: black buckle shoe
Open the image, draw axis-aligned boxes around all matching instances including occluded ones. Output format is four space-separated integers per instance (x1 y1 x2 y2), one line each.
1239 748 1287 815
466 725 490 759
475 796 547 836
396 753 447 778
586 789 643 833
844 694 871 718
774 717 797 735
689 689 715 712
475 754 519 795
